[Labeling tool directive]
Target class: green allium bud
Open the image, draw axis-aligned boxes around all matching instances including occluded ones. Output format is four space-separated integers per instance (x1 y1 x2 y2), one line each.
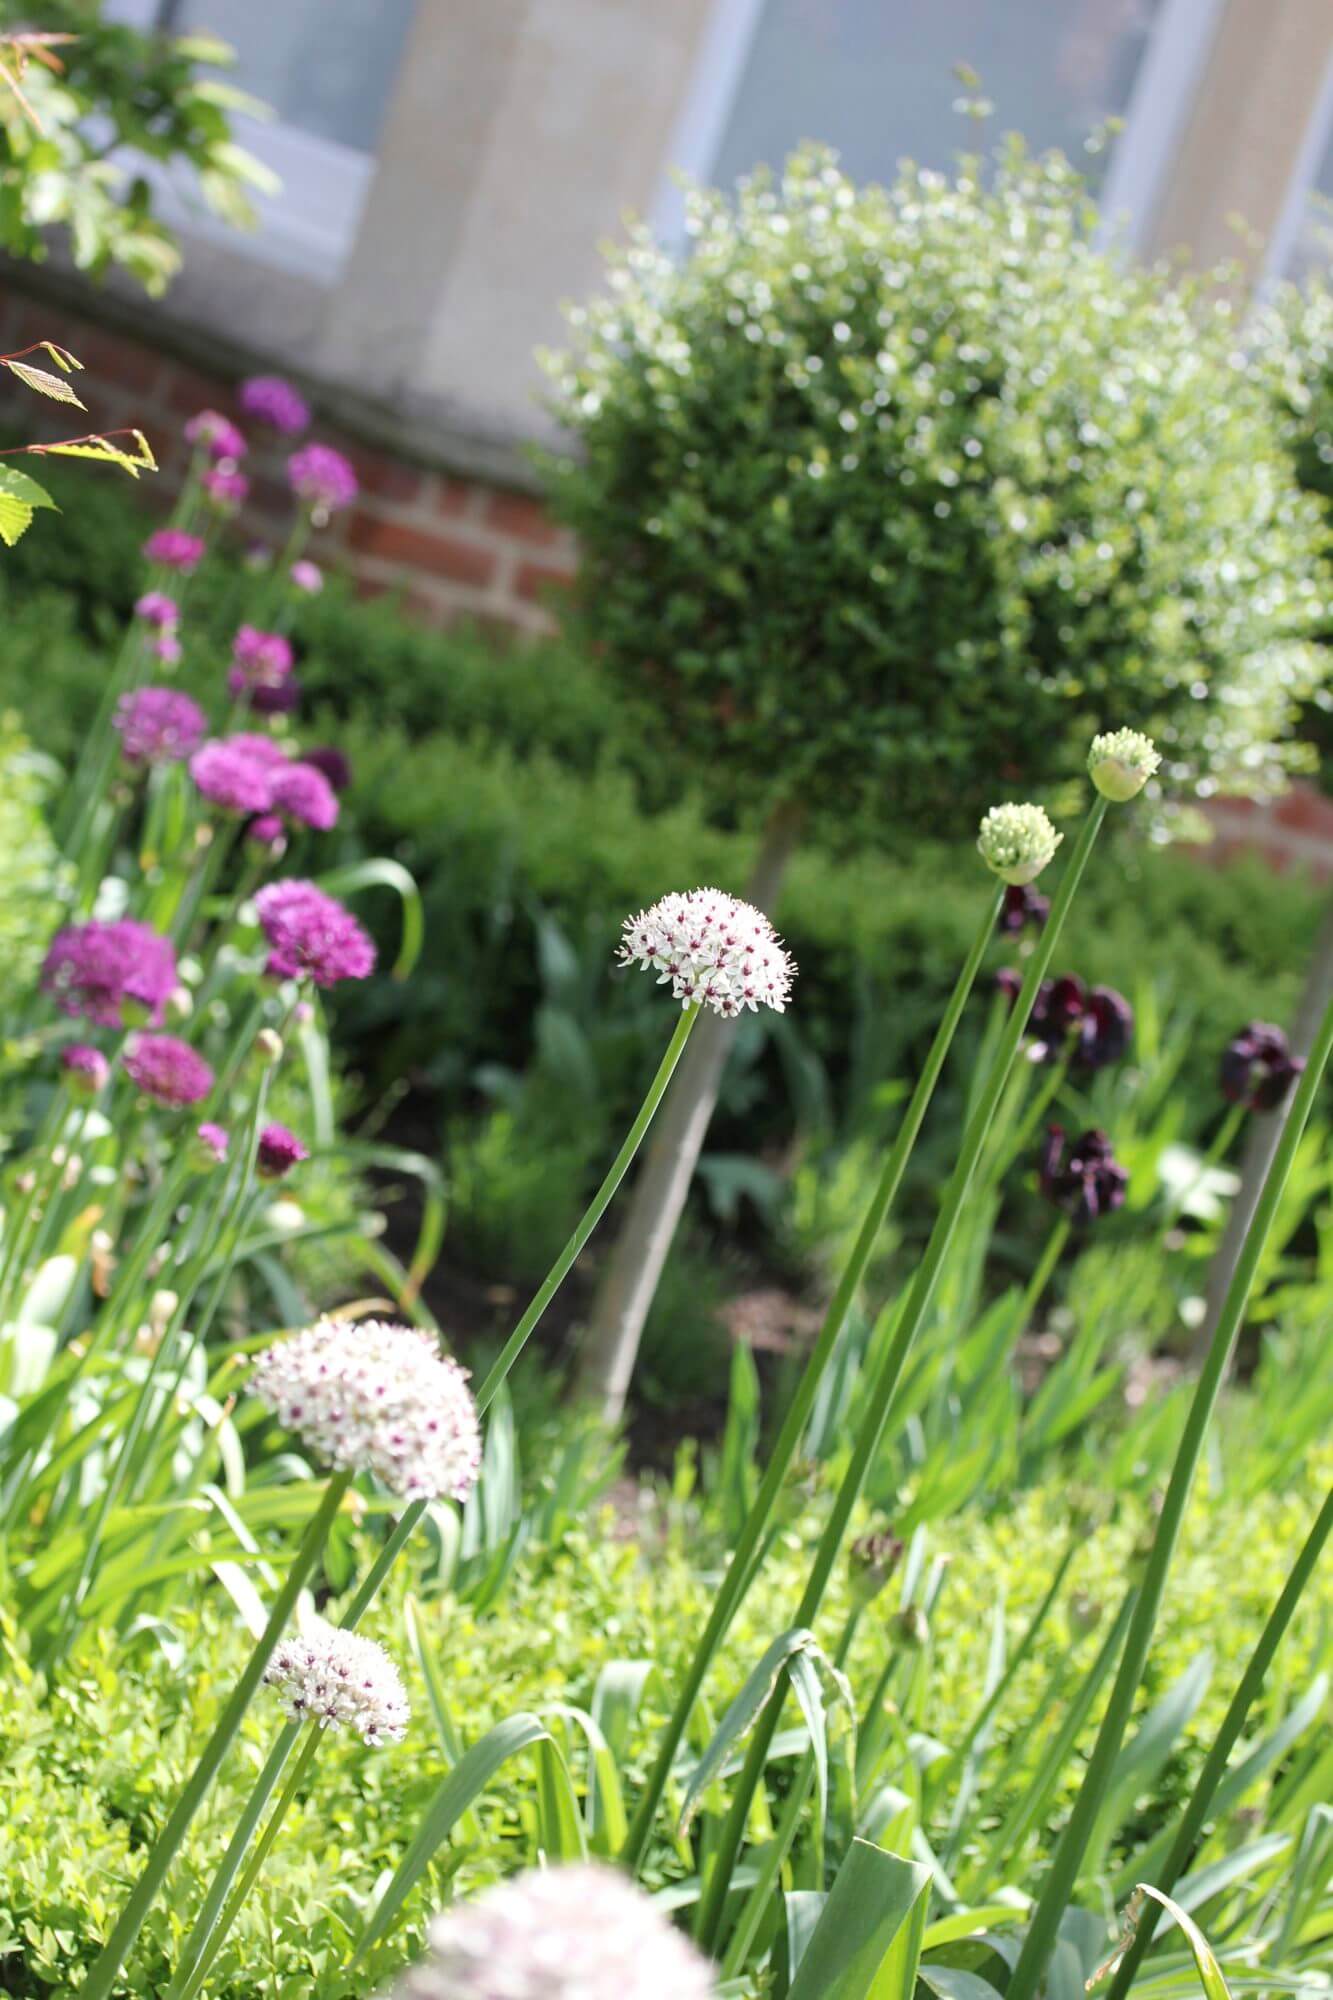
976 803 1063 886
1087 728 1160 802
1068 1590 1103 1637
892 1605 930 1651
849 1528 905 1605
254 1027 285 1065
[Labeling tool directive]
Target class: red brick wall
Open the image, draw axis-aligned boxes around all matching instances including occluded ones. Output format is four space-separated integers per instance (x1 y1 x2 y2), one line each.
0 288 577 636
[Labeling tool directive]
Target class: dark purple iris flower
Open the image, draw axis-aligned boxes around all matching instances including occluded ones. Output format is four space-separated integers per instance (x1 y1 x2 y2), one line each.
1039 1126 1128 1224
1220 1023 1305 1112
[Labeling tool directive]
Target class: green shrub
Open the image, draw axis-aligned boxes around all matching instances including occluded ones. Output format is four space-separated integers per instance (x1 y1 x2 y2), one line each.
545 142 1328 832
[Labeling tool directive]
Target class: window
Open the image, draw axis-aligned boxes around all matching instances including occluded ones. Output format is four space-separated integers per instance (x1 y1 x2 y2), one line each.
111 0 418 279
655 0 1223 249
1266 52 1333 283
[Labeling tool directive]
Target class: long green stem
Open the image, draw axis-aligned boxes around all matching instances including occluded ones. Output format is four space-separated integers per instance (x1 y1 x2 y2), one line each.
167 1007 699 1977
622 883 1005 1874
170 1727 323 2000
78 1469 352 2000
1005 993 1333 2000
474 1003 699 1408
696 799 1109 1952
1104 1482 1332 2000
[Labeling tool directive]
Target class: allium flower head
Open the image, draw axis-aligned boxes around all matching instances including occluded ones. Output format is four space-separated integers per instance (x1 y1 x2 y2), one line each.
392 1864 717 2000
143 528 205 574
302 744 352 793
1088 728 1161 803
271 760 339 830
287 443 358 516
290 558 323 594
257 1122 308 1179
115 687 207 767
998 882 1049 936
1220 1022 1305 1112
135 590 179 630
246 812 287 854
265 1620 408 1745
124 1033 214 1107
618 888 795 1017
229 732 291 769
239 373 310 436
184 409 248 461
250 1318 481 1499
202 466 249 513
254 879 376 987
42 920 177 1028
190 737 281 815
1039 1126 1128 1223
977 803 1062 886
61 1043 109 1099
195 1121 230 1165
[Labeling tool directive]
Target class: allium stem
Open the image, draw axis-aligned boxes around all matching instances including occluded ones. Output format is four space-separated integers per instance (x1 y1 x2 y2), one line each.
168 1726 322 2000
78 1469 352 2000
1104 1481 1332 2000
621 882 1005 1875
694 795 1109 1952
1003 991 1333 2000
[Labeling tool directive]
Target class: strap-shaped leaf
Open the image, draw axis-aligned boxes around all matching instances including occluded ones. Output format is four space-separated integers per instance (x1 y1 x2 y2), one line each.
678 1627 816 1833
786 1838 932 2000
316 858 423 979
1136 1886 1232 2000
353 1711 554 1961
3 357 85 406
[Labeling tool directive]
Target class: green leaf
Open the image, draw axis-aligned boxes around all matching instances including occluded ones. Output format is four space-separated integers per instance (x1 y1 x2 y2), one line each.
0 464 58 510
1135 1885 1232 2000
316 858 423 979
352 1712 555 1960
678 1627 816 1833
2 358 85 407
534 1733 588 1862
786 1838 932 2000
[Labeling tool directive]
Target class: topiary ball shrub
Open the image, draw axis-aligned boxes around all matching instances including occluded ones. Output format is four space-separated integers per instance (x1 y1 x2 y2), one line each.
544 141 1327 833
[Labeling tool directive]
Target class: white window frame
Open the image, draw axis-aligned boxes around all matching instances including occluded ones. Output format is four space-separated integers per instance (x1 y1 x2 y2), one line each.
104 0 384 283
653 0 1226 252
1260 44 1333 289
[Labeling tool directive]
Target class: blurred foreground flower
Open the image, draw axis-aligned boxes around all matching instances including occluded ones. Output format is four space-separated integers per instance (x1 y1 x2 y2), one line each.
142 528 205 574
1039 1125 1128 1223
264 1621 408 1744
250 1318 481 1499
42 920 177 1028
257 1122 308 1179
240 373 310 436
288 442 358 518
254 879 376 987
390 1863 716 2000
618 888 794 1017
124 1033 214 1107
61 1044 109 1098
184 410 247 461
115 687 206 767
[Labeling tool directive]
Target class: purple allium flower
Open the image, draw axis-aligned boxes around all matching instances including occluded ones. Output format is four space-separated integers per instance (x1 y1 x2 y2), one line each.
250 1318 481 1500
289 558 323 594
195 1120 230 1164
135 590 179 630
61 1043 110 1099
228 732 291 769
114 687 207 767
184 409 248 461
42 921 177 1029
257 1122 309 1179
254 879 375 987
301 745 352 794
1220 1023 1305 1112
202 466 250 513
265 1621 409 1745
189 738 281 815
143 528 205 574
234 626 294 682
152 633 183 666
239 373 311 436
236 672 301 715
287 443 358 517
1039 1126 1128 1224
998 883 1050 936
393 1863 717 2000
271 760 338 831
246 813 287 854
124 1033 214 1107
619 888 795 1017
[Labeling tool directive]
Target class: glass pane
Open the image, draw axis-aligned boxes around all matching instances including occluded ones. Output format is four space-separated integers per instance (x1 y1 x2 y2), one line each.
711 0 1164 195
169 0 417 153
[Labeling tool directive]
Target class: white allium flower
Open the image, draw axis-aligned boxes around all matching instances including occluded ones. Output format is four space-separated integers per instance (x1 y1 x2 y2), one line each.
250 1318 482 1500
1087 727 1161 802
264 1619 409 1745
618 888 795 1017
976 803 1063 886
390 1864 717 2000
